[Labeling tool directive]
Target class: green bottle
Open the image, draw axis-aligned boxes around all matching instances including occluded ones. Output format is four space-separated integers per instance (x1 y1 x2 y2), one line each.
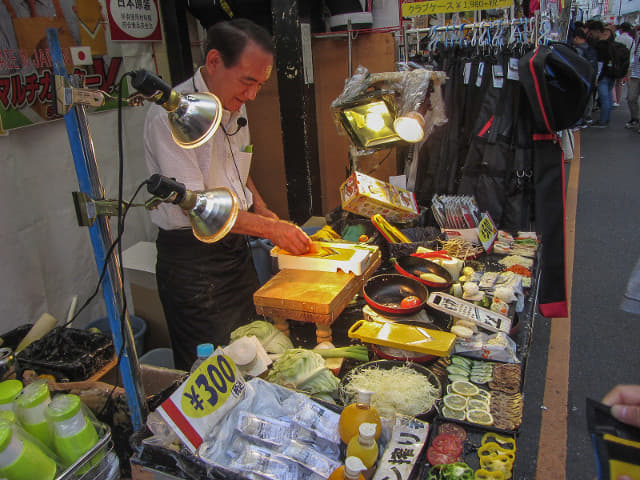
0 422 56 480
45 394 99 468
0 380 23 412
13 381 52 449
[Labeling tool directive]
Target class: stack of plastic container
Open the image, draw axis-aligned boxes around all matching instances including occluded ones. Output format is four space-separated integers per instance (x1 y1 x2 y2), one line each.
0 379 119 480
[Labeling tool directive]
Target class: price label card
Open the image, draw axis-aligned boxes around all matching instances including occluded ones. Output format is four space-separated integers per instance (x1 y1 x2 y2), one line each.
157 352 246 453
477 213 498 252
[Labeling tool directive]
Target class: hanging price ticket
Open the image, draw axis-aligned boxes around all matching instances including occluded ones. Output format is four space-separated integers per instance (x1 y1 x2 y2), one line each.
157 352 246 453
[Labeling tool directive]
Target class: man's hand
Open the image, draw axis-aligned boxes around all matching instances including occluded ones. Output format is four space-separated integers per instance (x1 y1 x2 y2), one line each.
269 221 311 255
602 384 640 428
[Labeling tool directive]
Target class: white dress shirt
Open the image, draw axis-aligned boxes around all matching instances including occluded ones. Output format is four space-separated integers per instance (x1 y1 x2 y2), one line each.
144 68 254 230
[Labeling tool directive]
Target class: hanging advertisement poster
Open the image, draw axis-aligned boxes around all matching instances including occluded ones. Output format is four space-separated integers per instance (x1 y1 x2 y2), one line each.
106 0 162 42
0 0 147 133
402 0 513 16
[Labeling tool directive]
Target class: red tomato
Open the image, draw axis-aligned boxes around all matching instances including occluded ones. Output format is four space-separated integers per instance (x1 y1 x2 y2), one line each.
400 295 422 309
437 423 468 442
432 433 463 458
426 446 455 466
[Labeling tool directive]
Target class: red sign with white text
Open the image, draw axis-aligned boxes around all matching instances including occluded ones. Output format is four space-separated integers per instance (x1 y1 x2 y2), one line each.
107 0 162 42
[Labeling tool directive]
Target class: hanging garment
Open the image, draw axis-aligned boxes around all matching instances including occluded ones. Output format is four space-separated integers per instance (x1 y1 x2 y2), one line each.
532 134 568 318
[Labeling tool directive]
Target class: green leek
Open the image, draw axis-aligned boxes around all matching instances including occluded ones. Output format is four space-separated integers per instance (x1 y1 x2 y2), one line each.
314 345 369 362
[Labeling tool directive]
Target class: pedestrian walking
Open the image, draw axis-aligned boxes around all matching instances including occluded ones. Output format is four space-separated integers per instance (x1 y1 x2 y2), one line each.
593 24 617 128
625 32 640 132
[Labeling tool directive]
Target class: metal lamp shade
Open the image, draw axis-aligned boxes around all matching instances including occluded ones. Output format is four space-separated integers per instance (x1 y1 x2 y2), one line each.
188 187 239 243
168 92 223 149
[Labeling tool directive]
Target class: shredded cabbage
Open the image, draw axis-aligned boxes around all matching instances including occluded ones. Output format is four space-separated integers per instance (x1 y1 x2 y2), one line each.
230 320 293 354
343 365 439 417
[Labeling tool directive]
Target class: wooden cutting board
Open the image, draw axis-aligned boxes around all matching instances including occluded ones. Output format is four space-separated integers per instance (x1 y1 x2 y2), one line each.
253 249 381 324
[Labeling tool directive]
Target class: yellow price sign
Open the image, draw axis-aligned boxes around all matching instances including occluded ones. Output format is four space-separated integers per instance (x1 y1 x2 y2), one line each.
477 214 498 252
181 354 240 418
402 0 513 16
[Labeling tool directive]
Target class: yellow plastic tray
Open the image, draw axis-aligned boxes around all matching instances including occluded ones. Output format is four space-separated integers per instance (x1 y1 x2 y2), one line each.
348 320 456 357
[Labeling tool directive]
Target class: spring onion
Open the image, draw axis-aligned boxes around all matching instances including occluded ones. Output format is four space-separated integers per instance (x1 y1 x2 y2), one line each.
314 345 369 362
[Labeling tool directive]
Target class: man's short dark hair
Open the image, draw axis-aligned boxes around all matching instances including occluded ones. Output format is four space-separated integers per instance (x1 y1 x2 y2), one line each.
588 20 605 32
574 27 588 39
206 19 274 67
620 22 633 33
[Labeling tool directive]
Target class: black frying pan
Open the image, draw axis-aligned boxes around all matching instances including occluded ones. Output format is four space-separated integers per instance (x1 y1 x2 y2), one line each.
393 255 453 289
363 274 429 315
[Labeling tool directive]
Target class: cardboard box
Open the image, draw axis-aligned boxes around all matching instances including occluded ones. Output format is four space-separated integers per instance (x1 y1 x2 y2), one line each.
441 228 480 243
122 242 171 352
340 171 418 223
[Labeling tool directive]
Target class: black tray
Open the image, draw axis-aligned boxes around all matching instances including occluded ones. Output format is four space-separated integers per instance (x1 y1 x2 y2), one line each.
413 416 518 478
15 327 115 381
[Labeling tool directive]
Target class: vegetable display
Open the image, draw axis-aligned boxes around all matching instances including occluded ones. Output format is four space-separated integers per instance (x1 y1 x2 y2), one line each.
230 320 293 354
266 349 340 397
342 364 439 417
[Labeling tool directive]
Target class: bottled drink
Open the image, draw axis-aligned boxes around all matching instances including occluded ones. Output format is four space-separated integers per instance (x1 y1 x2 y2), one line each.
338 390 381 444
327 456 366 480
346 423 379 478
190 343 214 373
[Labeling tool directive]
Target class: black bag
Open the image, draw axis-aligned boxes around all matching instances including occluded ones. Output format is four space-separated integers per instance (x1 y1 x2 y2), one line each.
519 42 596 132
608 42 631 78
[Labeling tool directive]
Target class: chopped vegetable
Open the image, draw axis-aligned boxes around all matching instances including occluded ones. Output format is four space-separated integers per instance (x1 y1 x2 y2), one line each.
266 349 339 396
314 345 369 362
230 320 293 354
343 365 439 417
428 462 474 479
505 265 531 277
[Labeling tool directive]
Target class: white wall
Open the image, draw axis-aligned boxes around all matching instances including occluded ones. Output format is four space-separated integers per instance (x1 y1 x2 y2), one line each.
0 58 157 335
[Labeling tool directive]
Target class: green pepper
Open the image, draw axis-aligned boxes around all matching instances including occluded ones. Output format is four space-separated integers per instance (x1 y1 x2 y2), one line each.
442 463 474 479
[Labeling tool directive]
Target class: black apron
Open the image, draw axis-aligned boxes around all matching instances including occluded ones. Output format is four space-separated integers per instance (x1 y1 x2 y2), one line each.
156 229 259 370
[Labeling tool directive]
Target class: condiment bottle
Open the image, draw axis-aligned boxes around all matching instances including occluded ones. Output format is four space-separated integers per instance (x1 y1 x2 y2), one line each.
45 394 99 468
0 380 22 412
13 381 53 449
338 390 381 444
0 422 57 480
328 456 367 480
346 422 379 478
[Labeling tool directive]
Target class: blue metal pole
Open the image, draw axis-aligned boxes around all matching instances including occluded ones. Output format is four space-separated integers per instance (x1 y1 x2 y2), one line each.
46 28 146 430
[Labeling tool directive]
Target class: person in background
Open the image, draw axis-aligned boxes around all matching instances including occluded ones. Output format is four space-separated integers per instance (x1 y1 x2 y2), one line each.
593 24 616 128
572 27 598 128
144 19 311 370
625 28 640 131
613 23 634 108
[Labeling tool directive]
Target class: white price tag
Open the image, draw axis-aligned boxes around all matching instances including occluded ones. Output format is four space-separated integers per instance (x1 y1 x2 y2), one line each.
156 353 245 453
492 64 504 89
508 57 520 81
464 62 472 84
476 62 485 87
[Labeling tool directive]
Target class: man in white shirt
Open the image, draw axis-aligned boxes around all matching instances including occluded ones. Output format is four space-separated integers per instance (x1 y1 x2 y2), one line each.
144 19 311 370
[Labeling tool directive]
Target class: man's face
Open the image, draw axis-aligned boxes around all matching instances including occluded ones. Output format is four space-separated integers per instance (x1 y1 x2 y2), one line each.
204 40 273 112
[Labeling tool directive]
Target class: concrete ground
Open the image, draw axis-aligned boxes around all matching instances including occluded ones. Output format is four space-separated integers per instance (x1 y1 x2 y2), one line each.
515 97 640 479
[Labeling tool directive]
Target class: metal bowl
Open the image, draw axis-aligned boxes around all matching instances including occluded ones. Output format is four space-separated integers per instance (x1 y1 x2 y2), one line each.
363 274 429 315
339 359 442 420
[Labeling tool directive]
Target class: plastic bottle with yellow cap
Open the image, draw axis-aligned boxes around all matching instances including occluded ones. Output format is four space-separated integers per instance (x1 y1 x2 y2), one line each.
45 394 100 468
13 381 53 449
0 380 22 412
0 422 57 480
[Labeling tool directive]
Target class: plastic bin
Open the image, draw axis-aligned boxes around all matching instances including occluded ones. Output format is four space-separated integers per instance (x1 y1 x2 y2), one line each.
85 315 147 357
15 328 115 382
139 348 175 369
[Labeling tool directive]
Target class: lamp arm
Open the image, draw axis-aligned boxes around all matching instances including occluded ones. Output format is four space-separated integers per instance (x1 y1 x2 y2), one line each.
131 70 182 112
